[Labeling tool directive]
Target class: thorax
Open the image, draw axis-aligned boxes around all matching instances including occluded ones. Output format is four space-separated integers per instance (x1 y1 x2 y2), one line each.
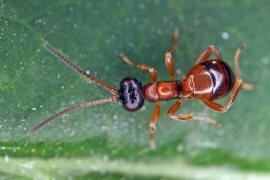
142 81 182 101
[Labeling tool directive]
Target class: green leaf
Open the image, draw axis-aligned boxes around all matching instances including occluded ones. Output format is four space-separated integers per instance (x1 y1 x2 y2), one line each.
1 0 270 179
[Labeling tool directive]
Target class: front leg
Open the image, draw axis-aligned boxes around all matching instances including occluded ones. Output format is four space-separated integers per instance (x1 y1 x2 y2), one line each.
120 54 157 82
149 101 161 149
168 99 221 126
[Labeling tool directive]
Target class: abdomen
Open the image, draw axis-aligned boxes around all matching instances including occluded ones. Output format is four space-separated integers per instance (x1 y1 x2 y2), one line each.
184 60 235 100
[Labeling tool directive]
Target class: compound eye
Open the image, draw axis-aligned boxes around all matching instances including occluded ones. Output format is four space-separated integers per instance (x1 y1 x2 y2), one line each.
119 77 144 111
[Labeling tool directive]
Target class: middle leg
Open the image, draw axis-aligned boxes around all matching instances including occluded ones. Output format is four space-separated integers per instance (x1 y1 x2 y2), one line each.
168 99 221 126
165 28 179 81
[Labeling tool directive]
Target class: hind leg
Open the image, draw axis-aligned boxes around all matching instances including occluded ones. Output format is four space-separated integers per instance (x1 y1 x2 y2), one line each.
195 45 222 64
203 44 245 112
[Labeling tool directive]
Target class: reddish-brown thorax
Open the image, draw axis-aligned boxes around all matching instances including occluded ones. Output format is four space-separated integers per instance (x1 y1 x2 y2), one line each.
142 81 181 101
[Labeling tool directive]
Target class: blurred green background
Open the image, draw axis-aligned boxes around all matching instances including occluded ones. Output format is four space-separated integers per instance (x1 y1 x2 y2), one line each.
1 0 270 179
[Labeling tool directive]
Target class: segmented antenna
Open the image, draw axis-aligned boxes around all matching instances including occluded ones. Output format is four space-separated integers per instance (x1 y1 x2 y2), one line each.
28 44 120 135
45 44 118 95
28 96 119 135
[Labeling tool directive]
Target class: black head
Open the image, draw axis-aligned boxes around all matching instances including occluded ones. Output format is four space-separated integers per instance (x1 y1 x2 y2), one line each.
118 77 144 112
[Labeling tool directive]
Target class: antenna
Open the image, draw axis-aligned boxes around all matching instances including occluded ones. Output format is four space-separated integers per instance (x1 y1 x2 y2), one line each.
28 44 120 135
28 96 119 135
45 44 118 95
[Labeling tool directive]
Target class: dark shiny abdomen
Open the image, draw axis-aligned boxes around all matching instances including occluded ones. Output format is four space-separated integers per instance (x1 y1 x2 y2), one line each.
200 60 235 100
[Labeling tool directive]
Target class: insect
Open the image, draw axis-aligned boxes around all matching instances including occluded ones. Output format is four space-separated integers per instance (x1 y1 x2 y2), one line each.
28 29 249 148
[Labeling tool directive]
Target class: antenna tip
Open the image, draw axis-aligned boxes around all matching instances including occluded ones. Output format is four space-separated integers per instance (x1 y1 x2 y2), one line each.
43 41 48 47
27 132 31 136
27 129 34 136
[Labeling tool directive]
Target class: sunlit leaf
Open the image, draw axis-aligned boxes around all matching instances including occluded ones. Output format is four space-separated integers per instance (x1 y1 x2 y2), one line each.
1 0 270 179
